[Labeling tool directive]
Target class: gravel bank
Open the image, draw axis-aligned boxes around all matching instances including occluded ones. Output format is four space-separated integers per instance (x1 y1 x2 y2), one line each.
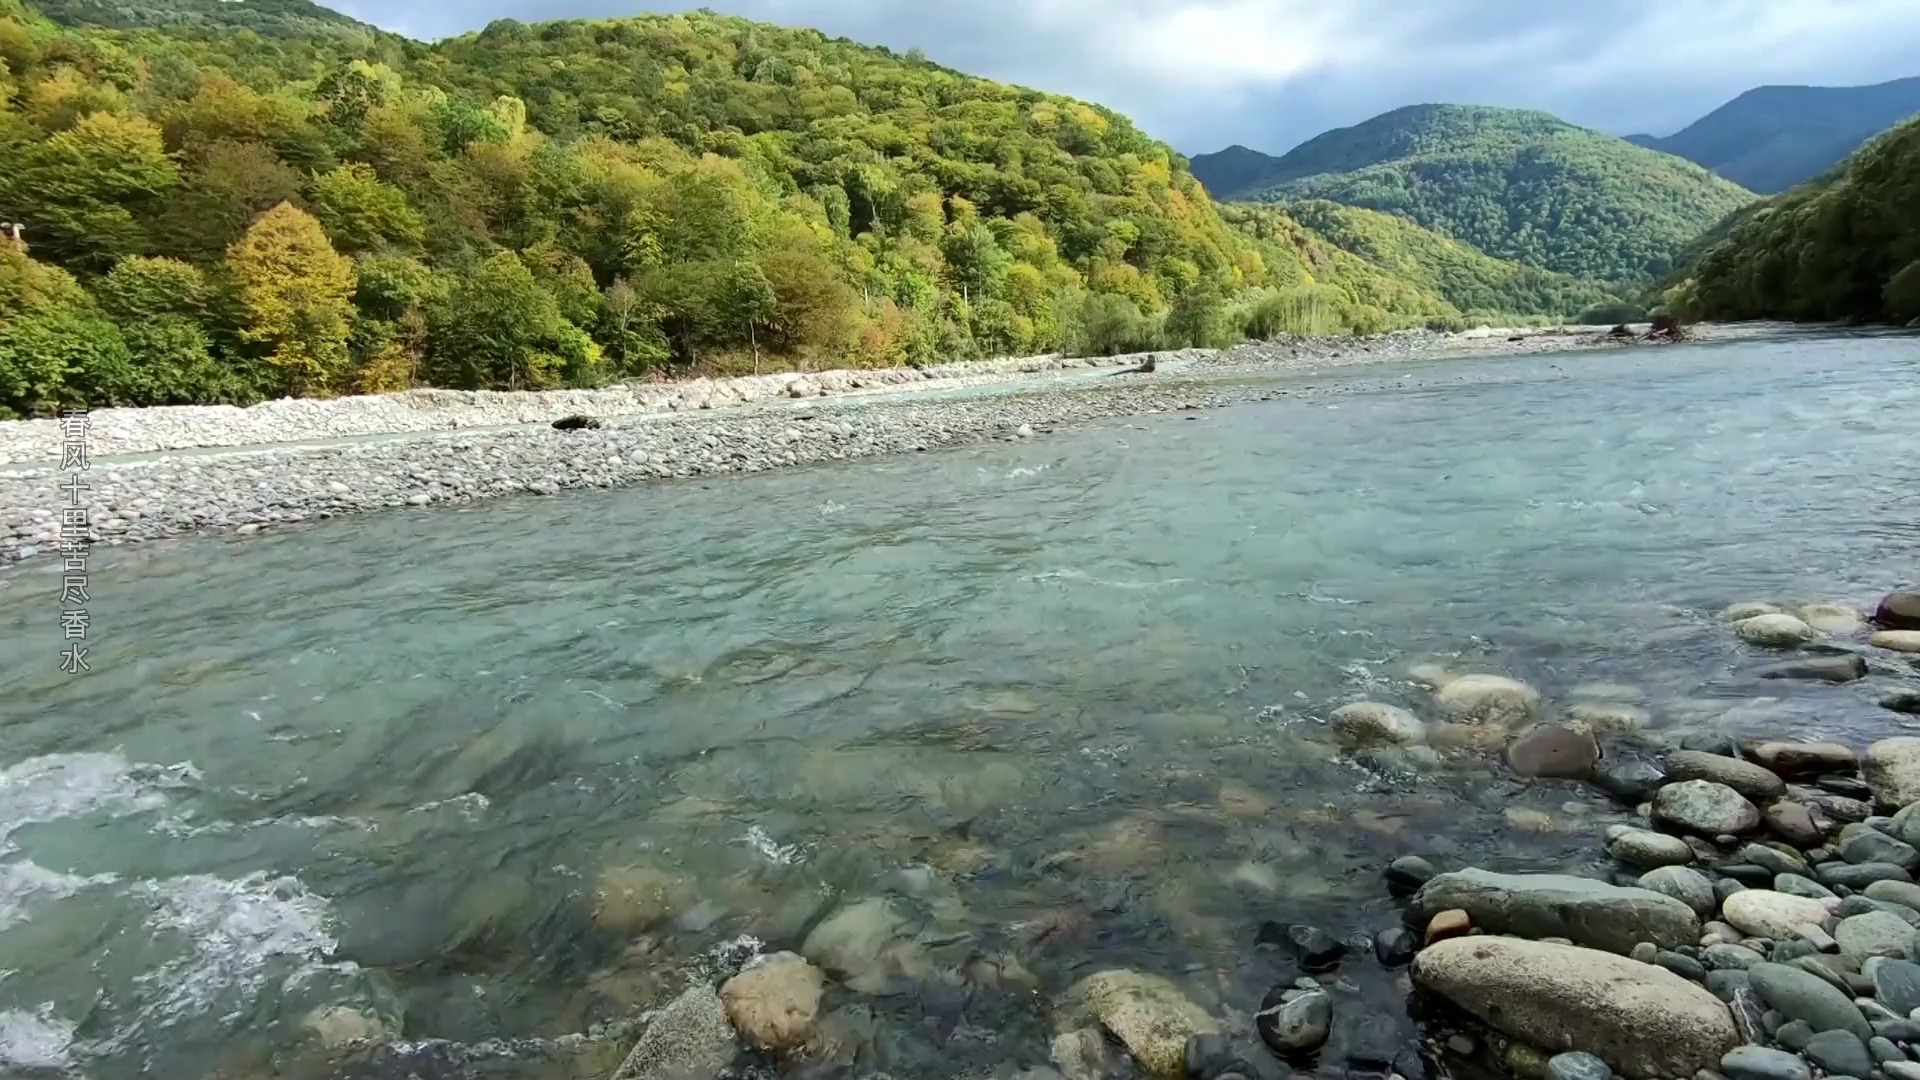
0 325 1742 567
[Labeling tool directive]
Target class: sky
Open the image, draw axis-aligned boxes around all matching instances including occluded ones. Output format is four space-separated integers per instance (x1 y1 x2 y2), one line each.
330 0 1920 156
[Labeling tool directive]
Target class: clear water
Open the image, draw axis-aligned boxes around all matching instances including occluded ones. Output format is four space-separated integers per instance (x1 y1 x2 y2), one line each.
3 334 1919 1079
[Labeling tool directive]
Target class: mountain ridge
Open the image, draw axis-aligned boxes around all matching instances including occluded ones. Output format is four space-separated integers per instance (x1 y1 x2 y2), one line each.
1634 75 1920 193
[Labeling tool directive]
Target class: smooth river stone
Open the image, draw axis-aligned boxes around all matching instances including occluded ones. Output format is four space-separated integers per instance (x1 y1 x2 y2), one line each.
1752 741 1860 777
1434 674 1541 728
1867 738 1920 812
1666 751 1788 804
1802 1030 1875 1079
1801 603 1867 635
1329 702 1426 749
1411 937 1739 1079
1864 880 1920 913
1867 957 1920 1015
1839 828 1920 871
1639 866 1718 918
1724 602 1784 622
1607 827 1695 868
1878 592 1920 631
1735 614 1821 647
1873 631 1920 654
1836 911 1917 961
1407 870 1700 954
1655 780 1762 836
1720 1046 1811 1080
1721 890 1838 939
1747 961 1871 1038
1507 723 1600 779
1756 654 1869 683
1065 969 1220 1077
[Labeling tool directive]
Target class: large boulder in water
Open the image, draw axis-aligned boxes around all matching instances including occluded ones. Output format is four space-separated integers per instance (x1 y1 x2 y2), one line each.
1434 674 1541 728
1872 630 1920 654
1411 937 1738 1079
1062 969 1221 1077
1866 738 1920 812
1407 869 1699 954
1654 780 1761 836
721 951 825 1052
1876 592 1920 630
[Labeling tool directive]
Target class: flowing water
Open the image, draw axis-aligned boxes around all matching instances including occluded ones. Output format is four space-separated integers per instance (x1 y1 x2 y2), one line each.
3 333 1919 1080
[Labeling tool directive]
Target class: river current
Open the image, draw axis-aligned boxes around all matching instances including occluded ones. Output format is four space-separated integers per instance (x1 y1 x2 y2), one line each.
1 332 1918 1079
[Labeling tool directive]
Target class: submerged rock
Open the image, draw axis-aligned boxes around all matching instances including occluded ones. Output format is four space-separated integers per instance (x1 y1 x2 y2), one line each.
611 984 736 1080
1756 653 1869 683
1865 738 1920 811
1411 937 1739 1079
1751 742 1858 777
1800 604 1867 635
1408 869 1698 953
1735 614 1821 648
1883 689 1920 716
1434 674 1541 728
1255 986 1331 1056
1654 780 1761 836
1592 756 1668 804
1329 702 1426 748
1724 602 1784 622
801 897 924 992
1507 723 1601 779
1065 969 1220 1077
721 951 824 1052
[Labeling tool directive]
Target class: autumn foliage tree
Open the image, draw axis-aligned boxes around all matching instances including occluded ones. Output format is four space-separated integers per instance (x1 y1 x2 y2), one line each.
226 201 356 394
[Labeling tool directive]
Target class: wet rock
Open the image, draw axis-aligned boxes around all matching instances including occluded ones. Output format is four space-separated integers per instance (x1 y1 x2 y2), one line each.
1507 724 1601 779
1640 866 1718 918
1864 879 1920 912
1821 777 1876 800
1434 674 1541 728
1867 957 1920 1014
1801 604 1867 635
1719 1046 1810 1080
1185 1033 1287 1080
1052 1027 1125 1080
1066 970 1221 1078
1276 924 1347 973
1883 690 1920 716
1548 1051 1612 1080
1667 752 1788 804
1608 826 1695 868
610 984 736 1080
1739 843 1809 877
1408 870 1700 953
1747 961 1871 1038
591 865 687 933
1385 855 1437 897
1753 742 1860 777
302 1005 394 1049
1774 874 1836 900
1878 593 1920 631
1804 1030 1874 1078
1424 909 1472 946
1567 700 1651 735
802 897 924 993
1874 631 1920 654
1764 803 1826 848
1682 732 1742 757
1655 781 1762 836
1593 757 1669 804
1817 862 1913 889
1704 943 1765 970
1839 829 1920 871
721 951 824 1052
1721 890 1838 939
1374 927 1416 968
1756 654 1869 683
1736 614 1821 648
1866 739 1920 812
1725 602 1785 622
1256 986 1331 1056
1835 911 1916 960
1330 703 1426 749
1508 1043 1552 1080
1411 937 1740 1079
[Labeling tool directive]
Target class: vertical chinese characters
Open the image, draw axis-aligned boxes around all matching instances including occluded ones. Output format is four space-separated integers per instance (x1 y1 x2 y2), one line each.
58 409 91 674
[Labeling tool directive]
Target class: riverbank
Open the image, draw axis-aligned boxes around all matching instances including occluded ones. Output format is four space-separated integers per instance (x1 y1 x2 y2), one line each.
0 323 1762 567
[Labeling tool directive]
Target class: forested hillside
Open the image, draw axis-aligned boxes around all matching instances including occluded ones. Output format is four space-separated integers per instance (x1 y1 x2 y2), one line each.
1665 115 1920 325
1221 104 1757 282
1634 76 1920 194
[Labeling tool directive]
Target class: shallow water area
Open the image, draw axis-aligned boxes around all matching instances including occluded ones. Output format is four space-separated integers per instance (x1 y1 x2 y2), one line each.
2 333 1920 1079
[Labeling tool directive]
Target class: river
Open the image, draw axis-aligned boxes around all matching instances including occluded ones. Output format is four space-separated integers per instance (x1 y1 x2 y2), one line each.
1 332 1917 1079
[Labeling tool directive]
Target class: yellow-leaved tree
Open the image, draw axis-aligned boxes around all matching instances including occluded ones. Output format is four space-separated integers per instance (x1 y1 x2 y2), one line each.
226 202 355 395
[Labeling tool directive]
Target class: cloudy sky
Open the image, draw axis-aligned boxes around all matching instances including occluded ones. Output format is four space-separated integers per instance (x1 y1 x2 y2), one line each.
331 0 1920 155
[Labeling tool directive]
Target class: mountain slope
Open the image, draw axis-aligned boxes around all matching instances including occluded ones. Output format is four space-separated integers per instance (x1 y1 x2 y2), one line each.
1189 145 1286 201
1638 76 1920 194
1228 104 1757 281
1667 114 1920 324
27 0 377 36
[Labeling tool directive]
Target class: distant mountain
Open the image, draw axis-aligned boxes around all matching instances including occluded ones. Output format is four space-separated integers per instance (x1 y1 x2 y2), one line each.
1189 145 1287 202
1668 114 1920 325
1206 103 1756 281
1636 76 1920 194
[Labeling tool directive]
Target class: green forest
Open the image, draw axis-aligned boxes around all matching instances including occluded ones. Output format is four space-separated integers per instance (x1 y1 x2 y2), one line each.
1218 105 1758 283
0 0 1616 418
1664 114 1920 324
